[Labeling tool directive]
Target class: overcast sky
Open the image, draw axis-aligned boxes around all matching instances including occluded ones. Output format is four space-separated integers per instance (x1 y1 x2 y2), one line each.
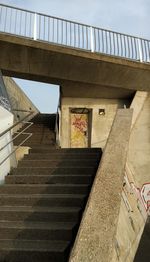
1 0 149 112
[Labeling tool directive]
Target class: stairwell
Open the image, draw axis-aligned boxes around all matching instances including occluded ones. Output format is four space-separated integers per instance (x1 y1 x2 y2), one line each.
0 114 102 262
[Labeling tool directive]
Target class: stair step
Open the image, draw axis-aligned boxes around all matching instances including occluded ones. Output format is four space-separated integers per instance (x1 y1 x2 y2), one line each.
0 184 89 194
5 175 93 184
0 221 77 240
24 153 101 160
29 148 101 154
0 239 69 262
0 206 81 222
0 194 86 207
11 167 96 175
18 159 99 168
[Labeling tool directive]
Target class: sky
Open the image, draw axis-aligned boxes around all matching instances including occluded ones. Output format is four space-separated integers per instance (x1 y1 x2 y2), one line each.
1 0 150 112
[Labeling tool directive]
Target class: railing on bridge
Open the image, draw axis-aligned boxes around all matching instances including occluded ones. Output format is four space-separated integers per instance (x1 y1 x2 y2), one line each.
0 3 150 63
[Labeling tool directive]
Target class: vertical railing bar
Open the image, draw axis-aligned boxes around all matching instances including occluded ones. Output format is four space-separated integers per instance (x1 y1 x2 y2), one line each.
0 6 2 27
86 26 88 49
14 9 17 34
39 14 41 39
105 30 108 54
48 17 50 42
120 35 123 57
130 37 134 59
141 40 145 62
74 23 76 47
4 7 8 31
25 11 27 36
57 18 59 43
66 21 67 45
70 22 72 46
9 7 12 32
82 25 84 49
116 33 119 56
143 40 147 62
52 18 54 42
113 32 115 55
93 28 96 51
19 10 22 35
43 15 45 40
110 31 112 55
97 29 100 52
127 36 130 58
102 30 105 53
145 40 149 62
78 24 80 48
133 37 137 60
123 35 126 57
61 20 63 44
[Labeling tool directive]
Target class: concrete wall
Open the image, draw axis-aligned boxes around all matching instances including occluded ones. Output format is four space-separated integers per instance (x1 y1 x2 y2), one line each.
60 97 130 148
112 92 150 262
3 77 39 124
0 106 16 183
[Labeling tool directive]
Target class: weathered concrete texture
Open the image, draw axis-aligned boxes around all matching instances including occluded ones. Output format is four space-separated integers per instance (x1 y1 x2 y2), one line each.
128 93 150 186
69 109 133 262
111 91 150 262
3 77 39 124
0 34 150 93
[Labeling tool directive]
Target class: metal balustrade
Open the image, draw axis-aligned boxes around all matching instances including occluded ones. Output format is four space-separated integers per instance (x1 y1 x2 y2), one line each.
0 3 150 63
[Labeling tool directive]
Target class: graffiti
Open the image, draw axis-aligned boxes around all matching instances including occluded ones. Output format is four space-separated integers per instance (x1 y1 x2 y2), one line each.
140 183 150 211
71 113 88 148
0 96 11 111
72 115 87 134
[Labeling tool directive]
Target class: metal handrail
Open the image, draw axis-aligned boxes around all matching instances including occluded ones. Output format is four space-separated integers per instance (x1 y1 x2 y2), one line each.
0 3 150 63
0 111 33 138
0 110 34 166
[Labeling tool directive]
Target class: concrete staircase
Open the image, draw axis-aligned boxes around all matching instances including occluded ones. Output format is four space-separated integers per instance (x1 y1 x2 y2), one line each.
0 114 102 262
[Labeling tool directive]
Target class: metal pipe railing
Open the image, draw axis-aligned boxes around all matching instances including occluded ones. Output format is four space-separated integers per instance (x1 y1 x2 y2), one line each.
0 3 150 63
0 110 34 166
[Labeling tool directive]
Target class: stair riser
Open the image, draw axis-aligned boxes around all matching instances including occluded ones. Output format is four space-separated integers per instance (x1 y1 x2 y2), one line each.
0 197 86 207
18 161 99 168
24 154 100 160
0 228 74 241
5 175 93 184
11 167 96 175
0 186 89 194
0 211 80 222
0 250 67 262
30 148 101 154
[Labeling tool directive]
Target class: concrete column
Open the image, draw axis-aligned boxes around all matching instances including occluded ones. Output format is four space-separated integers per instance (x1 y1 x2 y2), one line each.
69 109 133 262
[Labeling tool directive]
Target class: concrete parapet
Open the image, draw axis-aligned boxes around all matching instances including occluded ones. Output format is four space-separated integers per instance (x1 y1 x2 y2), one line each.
69 109 133 262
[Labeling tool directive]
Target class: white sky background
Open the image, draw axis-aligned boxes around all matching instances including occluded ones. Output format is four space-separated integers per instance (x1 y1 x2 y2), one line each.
1 0 150 112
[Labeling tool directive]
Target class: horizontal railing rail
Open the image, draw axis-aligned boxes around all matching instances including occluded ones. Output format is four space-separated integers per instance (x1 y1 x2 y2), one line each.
0 3 150 63
0 110 34 166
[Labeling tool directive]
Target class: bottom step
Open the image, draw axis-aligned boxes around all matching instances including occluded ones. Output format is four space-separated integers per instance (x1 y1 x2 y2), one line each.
0 239 70 262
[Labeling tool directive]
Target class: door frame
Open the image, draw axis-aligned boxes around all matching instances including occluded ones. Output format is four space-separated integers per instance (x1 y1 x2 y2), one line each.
69 107 92 148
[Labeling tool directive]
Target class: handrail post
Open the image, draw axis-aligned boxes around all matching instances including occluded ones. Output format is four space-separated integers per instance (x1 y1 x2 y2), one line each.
33 12 37 40
137 38 143 62
90 26 94 52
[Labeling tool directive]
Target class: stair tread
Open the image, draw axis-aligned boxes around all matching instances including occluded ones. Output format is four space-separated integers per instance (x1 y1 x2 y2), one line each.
0 221 76 230
0 193 86 198
0 206 81 212
1 184 89 188
0 239 69 252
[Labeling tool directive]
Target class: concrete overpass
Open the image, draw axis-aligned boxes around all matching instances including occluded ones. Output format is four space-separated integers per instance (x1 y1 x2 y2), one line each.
0 3 150 99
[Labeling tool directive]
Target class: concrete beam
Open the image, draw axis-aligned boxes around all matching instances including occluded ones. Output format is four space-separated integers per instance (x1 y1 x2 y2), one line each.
0 34 150 92
69 109 133 262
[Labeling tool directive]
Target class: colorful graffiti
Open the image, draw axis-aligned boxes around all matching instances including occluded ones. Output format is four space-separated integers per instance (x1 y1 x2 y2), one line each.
71 113 88 148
